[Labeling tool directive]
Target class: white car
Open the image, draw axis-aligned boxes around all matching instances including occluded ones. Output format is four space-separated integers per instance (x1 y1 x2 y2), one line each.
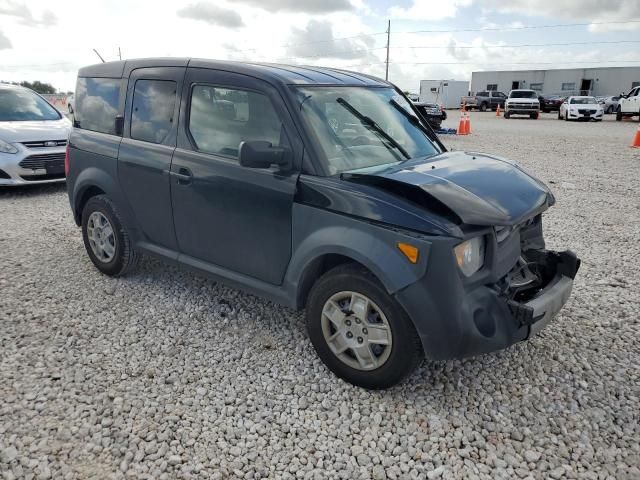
504 89 540 119
558 96 604 122
616 86 640 121
0 83 72 186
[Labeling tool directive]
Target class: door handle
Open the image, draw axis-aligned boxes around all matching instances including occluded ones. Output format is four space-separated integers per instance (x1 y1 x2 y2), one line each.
170 167 192 185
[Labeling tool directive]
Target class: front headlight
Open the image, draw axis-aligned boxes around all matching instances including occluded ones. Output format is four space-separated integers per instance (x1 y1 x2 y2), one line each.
454 236 485 277
0 139 18 154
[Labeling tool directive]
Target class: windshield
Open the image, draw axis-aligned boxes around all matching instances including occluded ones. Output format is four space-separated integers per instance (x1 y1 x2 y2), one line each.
0 88 62 122
570 97 597 104
294 86 441 175
509 91 537 99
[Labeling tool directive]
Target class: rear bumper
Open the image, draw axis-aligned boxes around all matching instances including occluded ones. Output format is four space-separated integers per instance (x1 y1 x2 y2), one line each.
395 244 580 360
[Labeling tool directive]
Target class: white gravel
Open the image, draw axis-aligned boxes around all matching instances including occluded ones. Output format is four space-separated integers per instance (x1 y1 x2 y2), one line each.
1 112 639 479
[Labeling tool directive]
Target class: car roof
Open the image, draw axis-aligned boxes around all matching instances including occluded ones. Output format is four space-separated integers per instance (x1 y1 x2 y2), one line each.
0 83 29 92
78 57 391 87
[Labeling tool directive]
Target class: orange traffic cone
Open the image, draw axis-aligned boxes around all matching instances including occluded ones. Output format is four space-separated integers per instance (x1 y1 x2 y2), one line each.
457 113 468 135
465 112 472 134
496 104 501 117
631 126 640 148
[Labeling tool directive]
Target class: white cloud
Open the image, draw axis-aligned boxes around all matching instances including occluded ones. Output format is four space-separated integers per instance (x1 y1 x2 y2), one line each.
228 0 353 13
0 30 10 49
389 0 472 21
0 0 57 26
177 2 244 28
284 20 377 61
478 0 640 31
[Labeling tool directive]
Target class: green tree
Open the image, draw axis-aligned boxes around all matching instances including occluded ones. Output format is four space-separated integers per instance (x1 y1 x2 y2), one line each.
0 80 57 94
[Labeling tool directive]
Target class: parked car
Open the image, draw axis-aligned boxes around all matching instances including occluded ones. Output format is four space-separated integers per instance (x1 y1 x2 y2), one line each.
504 90 541 119
616 86 640 121
461 91 507 111
67 58 580 389
67 94 75 114
558 96 604 121
412 101 447 129
540 95 565 113
0 83 72 186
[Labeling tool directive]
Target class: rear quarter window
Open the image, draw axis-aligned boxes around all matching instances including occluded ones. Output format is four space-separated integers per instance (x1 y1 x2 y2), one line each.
75 77 121 135
130 79 177 144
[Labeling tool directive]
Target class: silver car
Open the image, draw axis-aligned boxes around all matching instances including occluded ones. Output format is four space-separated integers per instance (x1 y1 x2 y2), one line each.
597 95 620 114
0 83 72 186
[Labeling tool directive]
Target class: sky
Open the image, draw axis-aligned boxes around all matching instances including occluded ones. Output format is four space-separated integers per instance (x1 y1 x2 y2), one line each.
0 0 639 93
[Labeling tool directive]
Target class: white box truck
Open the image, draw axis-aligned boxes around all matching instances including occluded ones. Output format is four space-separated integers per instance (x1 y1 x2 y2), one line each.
419 80 469 109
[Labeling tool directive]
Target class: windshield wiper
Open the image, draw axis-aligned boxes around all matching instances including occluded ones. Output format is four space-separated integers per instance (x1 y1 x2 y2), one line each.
336 97 410 160
389 98 434 137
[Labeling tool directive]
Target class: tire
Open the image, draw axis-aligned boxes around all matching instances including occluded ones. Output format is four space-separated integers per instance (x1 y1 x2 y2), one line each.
616 106 622 121
306 264 423 389
606 105 613 114
81 195 139 277
558 110 562 120
504 111 510 119
480 102 488 112
68 104 73 114
530 112 539 119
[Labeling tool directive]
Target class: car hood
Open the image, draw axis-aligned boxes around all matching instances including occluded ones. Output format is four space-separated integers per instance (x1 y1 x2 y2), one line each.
0 118 72 143
342 151 554 226
506 98 538 103
568 103 600 108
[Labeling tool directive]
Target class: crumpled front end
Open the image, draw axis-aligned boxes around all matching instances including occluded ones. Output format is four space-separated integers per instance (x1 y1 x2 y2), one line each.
394 215 580 360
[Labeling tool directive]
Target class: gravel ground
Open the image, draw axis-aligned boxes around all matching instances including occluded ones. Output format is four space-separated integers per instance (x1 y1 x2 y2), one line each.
1 113 639 480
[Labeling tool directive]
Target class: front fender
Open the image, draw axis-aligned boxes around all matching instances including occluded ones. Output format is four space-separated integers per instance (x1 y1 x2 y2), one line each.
285 203 437 308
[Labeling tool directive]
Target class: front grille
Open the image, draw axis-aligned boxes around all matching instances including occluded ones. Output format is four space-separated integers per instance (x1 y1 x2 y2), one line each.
19 173 65 181
578 109 596 114
18 152 65 170
21 140 67 148
510 103 537 109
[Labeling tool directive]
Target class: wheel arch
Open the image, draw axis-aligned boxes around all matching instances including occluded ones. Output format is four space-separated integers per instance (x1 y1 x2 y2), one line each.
286 204 432 310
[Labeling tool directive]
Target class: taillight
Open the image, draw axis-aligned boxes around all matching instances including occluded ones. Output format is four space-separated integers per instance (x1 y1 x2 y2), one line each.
64 144 70 177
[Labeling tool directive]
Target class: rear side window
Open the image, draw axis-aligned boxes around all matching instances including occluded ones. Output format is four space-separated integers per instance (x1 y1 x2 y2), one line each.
130 80 177 144
188 85 284 158
75 77 121 134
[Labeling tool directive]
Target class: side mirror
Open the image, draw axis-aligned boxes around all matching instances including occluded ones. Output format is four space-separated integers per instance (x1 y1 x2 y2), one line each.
239 140 291 169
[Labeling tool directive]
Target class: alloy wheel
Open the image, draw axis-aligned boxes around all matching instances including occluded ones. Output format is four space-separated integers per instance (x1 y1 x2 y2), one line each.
87 211 116 263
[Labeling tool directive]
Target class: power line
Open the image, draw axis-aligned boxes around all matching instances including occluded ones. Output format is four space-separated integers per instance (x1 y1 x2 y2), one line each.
345 59 640 68
394 19 640 35
398 39 640 50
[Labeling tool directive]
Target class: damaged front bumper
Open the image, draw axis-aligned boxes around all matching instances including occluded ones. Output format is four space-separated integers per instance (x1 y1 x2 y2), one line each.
394 220 580 360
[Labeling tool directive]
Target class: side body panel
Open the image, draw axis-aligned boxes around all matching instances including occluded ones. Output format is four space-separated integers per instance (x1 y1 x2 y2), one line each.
171 67 303 285
118 66 186 250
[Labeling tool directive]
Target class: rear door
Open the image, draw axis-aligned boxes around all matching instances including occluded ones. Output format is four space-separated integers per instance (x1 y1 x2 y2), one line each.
170 68 302 285
118 67 185 252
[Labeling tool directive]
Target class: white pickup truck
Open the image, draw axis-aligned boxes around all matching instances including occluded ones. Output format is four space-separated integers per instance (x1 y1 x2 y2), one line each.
504 89 541 119
616 86 640 121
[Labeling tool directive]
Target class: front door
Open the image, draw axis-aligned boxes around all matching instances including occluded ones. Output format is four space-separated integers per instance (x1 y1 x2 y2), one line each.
170 68 302 285
118 66 185 251
512 81 520 90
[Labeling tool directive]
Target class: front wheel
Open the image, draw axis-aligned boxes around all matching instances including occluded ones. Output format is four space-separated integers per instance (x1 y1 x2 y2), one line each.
504 111 510 119
81 195 139 276
558 110 562 120
306 264 423 389
480 102 488 112
616 107 622 121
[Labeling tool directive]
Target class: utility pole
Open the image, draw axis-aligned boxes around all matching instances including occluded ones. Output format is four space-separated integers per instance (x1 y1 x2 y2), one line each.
385 20 391 81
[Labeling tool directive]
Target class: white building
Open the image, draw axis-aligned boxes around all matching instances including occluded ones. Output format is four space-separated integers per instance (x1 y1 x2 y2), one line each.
419 80 469 108
471 66 640 97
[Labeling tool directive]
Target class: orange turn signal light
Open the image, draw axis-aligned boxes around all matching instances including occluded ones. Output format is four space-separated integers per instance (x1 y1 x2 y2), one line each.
397 242 419 264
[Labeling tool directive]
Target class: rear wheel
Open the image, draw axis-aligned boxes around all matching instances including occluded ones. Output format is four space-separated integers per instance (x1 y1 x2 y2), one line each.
606 105 613 114
557 110 562 120
306 264 423 389
81 195 139 276
480 102 488 112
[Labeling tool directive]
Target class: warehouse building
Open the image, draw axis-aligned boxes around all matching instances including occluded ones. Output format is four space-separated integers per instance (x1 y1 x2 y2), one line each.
471 66 640 97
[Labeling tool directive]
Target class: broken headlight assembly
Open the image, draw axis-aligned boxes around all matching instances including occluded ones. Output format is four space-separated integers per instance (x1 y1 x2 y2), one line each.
454 236 485 277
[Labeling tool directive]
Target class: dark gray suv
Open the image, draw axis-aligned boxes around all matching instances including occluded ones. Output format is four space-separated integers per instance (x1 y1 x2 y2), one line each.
66 58 579 389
